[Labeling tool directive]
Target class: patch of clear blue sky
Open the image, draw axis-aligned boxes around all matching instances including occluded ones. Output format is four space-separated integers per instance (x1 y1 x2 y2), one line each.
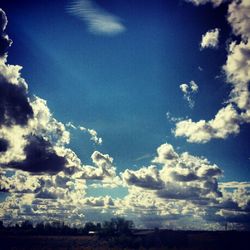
1 0 250 182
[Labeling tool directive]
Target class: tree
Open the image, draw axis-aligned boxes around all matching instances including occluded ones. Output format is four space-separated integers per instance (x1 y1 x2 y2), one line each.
84 222 97 233
21 220 33 230
101 217 134 236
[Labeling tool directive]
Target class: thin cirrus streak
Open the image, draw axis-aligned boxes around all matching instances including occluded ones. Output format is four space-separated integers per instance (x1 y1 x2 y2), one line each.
67 0 126 35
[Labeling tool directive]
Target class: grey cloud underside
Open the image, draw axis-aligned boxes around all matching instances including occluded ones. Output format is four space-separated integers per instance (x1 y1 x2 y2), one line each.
122 143 222 202
6 136 66 174
0 78 33 127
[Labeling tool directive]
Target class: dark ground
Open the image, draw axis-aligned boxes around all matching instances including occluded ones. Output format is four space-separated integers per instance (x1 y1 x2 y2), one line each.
1 230 250 250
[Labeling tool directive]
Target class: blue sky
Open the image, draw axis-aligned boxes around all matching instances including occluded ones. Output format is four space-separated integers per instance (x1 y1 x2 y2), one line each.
0 0 250 229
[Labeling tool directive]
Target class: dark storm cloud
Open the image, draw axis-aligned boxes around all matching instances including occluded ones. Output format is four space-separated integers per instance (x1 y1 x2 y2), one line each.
0 79 34 126
8 136 66 174
0 9 70 175
0 10 33 127
0 138 8 152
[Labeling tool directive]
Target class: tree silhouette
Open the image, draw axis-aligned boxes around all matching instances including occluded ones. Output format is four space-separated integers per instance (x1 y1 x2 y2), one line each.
101 217 134 236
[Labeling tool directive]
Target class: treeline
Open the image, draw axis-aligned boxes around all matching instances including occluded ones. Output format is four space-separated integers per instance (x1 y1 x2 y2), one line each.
0 217 134 236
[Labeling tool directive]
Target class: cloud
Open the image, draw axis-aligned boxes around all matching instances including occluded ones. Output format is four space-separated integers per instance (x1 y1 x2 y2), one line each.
0 9 87 174
0 70 33 127
91 151 116 178
227 0 250 40
8 136 67 174
79 126 102 145
175 104 240 143
0 9 12 57
1 4 250 230
179 80 199 108
219 181 250 189
215 209 250 223
117 143 250 229
152 143 178 164
122 165 164 190
84 196 114 207
200 28 220 49
72 151 116 180
66 122 102 145
223 40 250 110
122 143 222 203
1 140 250 229
67 0 125 35
185 0 224 7
0 170 41 193
174 0 250 143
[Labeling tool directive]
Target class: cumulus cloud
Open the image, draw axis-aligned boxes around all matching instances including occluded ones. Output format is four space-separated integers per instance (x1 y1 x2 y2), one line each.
122 165 164 190
0 9 85 174
118 143 250 229
174 0 250 143
72 151 116 180
0 8 119 225
200 28 220 49
223 40 250 110
179 80 199 108
175 104 240 143
84 196 114 207
152 143 178 164
67 0 125 35
122 143 222 202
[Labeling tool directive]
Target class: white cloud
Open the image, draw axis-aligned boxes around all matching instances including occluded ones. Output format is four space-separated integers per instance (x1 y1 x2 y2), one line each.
84 196 114 207
67 0 125 35
179 80 199 108
227 0 250 40
122 143 222 202
200 28 220 49
185 0 224 7
122 165 164 190
223 40 250 110
175 104 240 143
72 151 116 180
152 143 178 164
219 181 250 189
66 122 102 145
176 0 250 143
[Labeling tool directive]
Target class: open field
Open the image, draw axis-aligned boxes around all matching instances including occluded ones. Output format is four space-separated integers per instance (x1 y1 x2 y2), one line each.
1 231 250 250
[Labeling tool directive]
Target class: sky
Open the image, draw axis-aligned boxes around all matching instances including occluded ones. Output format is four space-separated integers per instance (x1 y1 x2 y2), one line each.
0 0 250 230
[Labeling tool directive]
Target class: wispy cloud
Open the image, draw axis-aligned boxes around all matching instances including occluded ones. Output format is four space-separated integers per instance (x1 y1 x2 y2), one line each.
179 80 199 108
66 122 102 145
67 0 126 35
